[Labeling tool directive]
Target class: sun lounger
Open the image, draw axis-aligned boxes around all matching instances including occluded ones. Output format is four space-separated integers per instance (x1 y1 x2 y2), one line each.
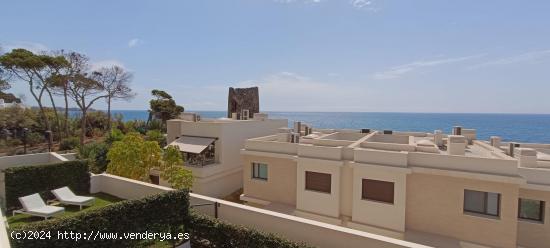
51 187 95 210
13 193 64 220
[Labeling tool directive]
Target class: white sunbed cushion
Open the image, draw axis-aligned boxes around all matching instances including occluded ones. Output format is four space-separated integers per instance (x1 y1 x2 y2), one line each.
27 206 64 216
52 187 77 200
19 193 46 211
61 196 95 205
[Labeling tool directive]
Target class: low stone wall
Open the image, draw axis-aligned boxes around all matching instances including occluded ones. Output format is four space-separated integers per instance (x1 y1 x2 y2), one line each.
91 173 429 248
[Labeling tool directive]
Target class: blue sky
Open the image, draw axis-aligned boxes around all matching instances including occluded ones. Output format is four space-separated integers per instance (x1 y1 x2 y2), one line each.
1 0 550 113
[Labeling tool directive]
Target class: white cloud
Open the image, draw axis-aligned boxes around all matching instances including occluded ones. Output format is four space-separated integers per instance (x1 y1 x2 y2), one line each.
90 60 126 71
350 0 379 11
128 38 143 48
373 54 485 80
469 49 550 69
3 41 49 54
274 0 323 4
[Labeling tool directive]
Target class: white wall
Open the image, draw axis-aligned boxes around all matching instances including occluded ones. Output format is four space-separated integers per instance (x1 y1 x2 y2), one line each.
173 119 287 198
90 173 429 248
0 205 10 248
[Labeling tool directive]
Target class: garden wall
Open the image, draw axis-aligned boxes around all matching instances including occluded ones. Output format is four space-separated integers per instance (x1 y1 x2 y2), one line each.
4 160 90 210
92 173 428 248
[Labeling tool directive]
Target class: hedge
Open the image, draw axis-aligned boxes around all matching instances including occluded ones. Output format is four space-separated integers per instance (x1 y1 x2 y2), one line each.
186 212 313 248
4 160 90 211
10 189 190 248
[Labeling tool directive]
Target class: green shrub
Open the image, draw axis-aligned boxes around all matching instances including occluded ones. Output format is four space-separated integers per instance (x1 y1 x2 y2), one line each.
146 129 165 146
78 142 109 174
124 120 147 134
105 128 124 145
6 138 22 147
59 137 79 151
186 212 312 248
147 119 163 131
9 189 190 248
4 160 90 211
25 132 43 146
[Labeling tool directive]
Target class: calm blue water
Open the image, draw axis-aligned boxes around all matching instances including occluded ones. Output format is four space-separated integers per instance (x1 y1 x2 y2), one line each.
104 110 550 144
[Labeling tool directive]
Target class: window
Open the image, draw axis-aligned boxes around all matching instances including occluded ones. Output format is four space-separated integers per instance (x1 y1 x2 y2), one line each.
252 163 268 180
463 189 500 217
362 179 394 204
305 171 331 193
518 198 545 222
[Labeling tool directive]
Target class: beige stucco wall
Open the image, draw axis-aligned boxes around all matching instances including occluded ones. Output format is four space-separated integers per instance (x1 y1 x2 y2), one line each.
91 173 428 248
296 157 343 218
339 163 353 217
352 163 409 232
517 188 550 248
406 173 519 248
242 155 297 205
166 118 287 198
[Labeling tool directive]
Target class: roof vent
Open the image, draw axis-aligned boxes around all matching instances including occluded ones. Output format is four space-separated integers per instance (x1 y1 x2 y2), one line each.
448 135 466 155
452 126 462 135
509 143 520 157
383 130 393 135
361 129 370 134
293 121 302 135
290 132 300 143
517 148 537 168
434 130 443 147
303 125 313 136
490 136 501 148
462 129 477 145
241 109 250 120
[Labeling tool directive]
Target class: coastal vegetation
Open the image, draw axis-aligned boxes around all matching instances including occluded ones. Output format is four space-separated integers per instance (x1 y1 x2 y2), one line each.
0 46 191 189
0 47 134 149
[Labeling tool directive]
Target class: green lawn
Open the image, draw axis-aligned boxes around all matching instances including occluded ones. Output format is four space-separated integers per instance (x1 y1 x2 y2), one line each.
8 193 123 228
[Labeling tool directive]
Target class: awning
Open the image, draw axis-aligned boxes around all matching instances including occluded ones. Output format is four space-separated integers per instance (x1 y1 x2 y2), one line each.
166 136 216 154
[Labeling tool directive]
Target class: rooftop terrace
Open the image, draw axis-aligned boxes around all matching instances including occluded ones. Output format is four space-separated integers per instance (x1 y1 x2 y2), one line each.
243 125 550 186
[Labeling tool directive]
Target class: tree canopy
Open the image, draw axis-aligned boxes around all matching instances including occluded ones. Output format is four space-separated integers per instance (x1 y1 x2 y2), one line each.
106 132 193 189
0 48 68 132
107 132 161 181
148 89 184 130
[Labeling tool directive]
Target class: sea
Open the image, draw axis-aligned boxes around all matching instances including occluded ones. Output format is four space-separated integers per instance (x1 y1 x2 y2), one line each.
101 110 550 144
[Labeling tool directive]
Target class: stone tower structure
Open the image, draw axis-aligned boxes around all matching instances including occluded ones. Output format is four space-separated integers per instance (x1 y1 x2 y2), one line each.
227 87 260 119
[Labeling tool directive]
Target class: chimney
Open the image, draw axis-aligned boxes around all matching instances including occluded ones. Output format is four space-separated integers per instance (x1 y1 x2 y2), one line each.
290 132 300 143
294 121 302 135
448 135 466 155
517 148 538 168
461 129 477 145
490 136 501 148
509 143 520 157
434 130 443 147
452 126 462 135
